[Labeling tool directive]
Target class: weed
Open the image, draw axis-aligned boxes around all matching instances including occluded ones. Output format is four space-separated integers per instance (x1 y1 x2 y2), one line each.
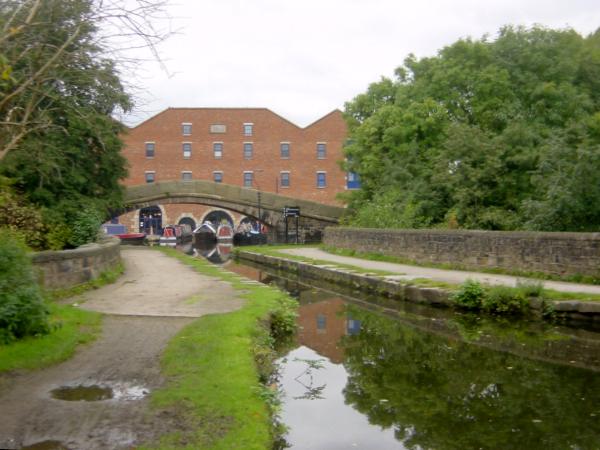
451 279 486 310
483 285 528 315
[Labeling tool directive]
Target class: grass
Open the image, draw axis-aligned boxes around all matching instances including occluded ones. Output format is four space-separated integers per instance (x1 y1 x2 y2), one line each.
141 247 297 450
321 245 600 285
0 302 102 373
0 262 124 373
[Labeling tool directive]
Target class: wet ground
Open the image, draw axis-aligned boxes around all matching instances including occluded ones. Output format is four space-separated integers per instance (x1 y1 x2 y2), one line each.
0 248 245 450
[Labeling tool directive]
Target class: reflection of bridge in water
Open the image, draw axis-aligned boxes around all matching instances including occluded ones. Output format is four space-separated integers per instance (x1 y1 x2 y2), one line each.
122 180 345 243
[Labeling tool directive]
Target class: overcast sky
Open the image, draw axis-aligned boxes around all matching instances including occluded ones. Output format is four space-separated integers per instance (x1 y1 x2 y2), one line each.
120 0 600 127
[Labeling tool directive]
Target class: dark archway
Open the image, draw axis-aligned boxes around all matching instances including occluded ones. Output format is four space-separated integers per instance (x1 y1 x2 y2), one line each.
178 216 196 230
203 210 234 228
139 206 162 234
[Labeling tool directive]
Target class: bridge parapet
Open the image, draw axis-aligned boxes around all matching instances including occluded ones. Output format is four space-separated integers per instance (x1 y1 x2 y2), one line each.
123 181 345 241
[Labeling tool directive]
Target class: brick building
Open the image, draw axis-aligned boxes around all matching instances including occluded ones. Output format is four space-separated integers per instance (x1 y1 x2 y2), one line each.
117 107 355 232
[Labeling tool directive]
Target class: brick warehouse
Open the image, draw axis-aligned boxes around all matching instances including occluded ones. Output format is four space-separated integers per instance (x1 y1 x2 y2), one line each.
117 107 357 232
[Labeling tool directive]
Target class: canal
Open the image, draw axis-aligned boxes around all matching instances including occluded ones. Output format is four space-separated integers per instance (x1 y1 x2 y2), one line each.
184 242 600 449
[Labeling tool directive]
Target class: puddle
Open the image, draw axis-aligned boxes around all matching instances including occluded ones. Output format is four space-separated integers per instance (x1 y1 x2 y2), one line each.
50 382 149 402
21 441 71 450
51 385 113 401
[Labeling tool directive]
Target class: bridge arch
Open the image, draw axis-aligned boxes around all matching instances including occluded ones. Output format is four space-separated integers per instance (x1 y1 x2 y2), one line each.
123 180 344 228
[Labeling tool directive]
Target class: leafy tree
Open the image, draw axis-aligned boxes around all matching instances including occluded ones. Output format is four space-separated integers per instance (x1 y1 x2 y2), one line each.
0 0 169 248
343 26 600 231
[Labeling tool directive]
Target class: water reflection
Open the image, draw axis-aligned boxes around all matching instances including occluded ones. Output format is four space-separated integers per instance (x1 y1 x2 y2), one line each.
192 241 233 264
225 260 600 449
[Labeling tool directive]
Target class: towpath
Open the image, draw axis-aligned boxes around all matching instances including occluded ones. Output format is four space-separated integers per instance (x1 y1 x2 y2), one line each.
0 247 243 450
279 247 600 295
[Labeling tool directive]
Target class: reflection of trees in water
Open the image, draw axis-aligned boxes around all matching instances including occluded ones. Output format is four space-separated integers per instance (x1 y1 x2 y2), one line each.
341 305 600 450
292 358 327 400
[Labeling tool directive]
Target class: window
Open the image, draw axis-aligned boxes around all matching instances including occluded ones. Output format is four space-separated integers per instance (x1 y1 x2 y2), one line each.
243 142 253 159
280 142 290 159
317 142 327 159
213 171 223 183
347 171 361 189
181 171 192 181
243 123 253 136
280 171 290 188
213 142 223 159
145 171 155 183
182 142 192 159
182 123 192 136
317 171 326 188
145 142 155 158
243 171 253 187
317 314 327 331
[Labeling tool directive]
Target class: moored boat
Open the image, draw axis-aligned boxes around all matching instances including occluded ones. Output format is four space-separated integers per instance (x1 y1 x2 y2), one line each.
116 232 146 245
216 223 234 240
193 221 217 244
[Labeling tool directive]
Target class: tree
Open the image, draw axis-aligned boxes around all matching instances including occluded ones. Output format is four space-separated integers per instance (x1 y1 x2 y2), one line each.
343 26 600 231
0 0 170 248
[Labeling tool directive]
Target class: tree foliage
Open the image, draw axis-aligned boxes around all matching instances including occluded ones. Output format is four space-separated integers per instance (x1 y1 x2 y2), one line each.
343 26 600 231
0 0 169 249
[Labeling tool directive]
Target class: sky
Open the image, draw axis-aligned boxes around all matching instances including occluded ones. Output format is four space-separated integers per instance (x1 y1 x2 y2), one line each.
120 0 600 128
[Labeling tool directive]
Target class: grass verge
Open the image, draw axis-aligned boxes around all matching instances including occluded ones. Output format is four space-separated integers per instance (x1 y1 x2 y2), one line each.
0 262 124 373
0 303 101 372
142 247 297 450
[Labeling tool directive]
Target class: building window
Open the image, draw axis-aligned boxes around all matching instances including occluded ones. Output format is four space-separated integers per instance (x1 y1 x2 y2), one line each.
243 142 253 160
182 123 192 136
243 171 253 187
145 142 155 158
317 171 326 188
213 142 223 159
347 171 361 189
213 171 223 183
243 123 253 136
317 142 327 159
280 142 290 159
145 171 155 183
182 142 192 159
280 171 290 188
181 171 192 181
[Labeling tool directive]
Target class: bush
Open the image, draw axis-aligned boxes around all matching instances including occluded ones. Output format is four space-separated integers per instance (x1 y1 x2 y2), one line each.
452 279 486 310
483 285 528 315
0 230 50 343
270 294 298 341
69 207 103 248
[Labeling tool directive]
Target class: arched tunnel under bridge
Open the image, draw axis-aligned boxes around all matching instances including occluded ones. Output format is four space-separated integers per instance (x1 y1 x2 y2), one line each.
120 180 345 243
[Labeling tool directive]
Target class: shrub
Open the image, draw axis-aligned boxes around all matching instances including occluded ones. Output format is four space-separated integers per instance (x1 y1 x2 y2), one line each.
270 294 298 341
483 285 528 315
0 229 50 343
69 207 103 248
452 279 486 310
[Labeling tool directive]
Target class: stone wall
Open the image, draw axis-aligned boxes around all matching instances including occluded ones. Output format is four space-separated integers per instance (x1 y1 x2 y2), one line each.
324 227 600 278
32 236 121 289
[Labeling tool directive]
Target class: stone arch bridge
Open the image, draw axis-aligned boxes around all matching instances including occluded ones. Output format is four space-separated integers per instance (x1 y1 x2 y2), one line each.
123 181 344 242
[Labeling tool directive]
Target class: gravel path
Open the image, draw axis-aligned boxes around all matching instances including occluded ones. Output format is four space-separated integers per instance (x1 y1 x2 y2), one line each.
0 248 243 450
281 247 600 295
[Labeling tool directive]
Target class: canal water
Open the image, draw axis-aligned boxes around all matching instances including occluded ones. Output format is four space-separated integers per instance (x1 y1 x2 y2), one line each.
188 243 600 449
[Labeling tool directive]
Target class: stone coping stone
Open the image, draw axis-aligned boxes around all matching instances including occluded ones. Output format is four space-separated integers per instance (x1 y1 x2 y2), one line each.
31 236 120 263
